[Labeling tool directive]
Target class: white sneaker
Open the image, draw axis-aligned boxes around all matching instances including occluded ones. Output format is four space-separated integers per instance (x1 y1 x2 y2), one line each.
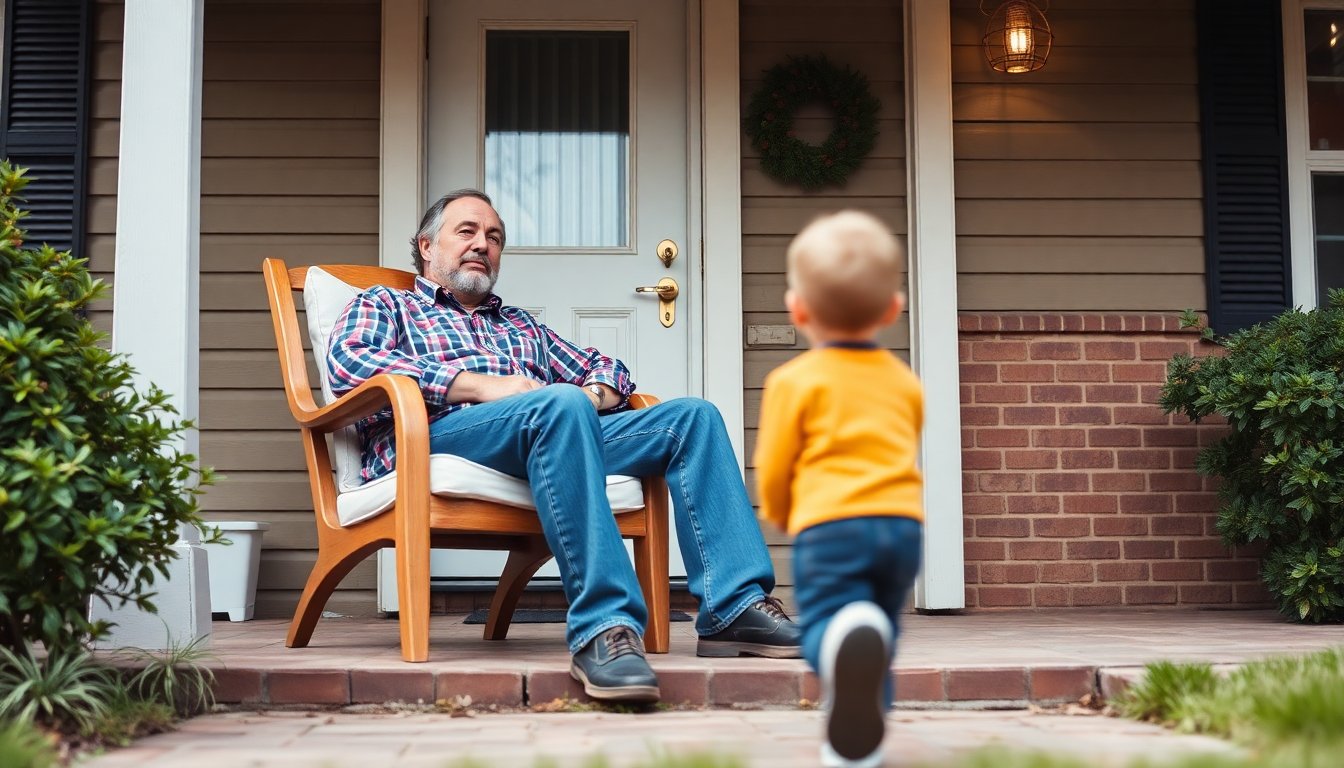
818 601 892 768
821 741 885 768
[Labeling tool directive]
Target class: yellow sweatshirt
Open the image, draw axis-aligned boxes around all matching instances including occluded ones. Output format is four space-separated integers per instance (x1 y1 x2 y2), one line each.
753 346 924 536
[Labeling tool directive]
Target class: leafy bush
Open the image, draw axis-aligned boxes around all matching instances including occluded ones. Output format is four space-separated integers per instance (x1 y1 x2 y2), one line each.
1161 295 1344 622
0 161 213 654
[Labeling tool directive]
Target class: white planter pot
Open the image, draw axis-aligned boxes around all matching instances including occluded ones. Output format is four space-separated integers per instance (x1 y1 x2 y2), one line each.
203 521 270 622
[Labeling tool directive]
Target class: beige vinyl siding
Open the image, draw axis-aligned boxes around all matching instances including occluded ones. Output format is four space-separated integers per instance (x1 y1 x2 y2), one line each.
86 1 120 334
740 0 908 583
951 0 1204 312
90 0 381 618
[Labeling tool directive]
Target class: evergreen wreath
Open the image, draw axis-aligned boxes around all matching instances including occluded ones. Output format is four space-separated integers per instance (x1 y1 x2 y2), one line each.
744 55 881 191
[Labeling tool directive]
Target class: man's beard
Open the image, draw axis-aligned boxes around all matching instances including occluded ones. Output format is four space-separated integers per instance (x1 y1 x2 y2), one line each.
442 254 497 300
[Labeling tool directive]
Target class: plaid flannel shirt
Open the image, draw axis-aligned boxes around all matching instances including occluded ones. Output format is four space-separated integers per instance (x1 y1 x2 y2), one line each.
327 276 635 481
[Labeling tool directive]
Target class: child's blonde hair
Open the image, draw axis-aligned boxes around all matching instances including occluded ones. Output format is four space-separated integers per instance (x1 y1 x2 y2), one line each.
785 210 904 332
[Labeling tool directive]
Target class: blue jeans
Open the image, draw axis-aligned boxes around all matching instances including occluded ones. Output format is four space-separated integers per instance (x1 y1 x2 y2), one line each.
427 385 775 653
793 516 923 705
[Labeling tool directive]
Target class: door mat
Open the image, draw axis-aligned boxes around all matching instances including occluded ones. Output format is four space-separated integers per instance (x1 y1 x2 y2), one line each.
464 609 693 624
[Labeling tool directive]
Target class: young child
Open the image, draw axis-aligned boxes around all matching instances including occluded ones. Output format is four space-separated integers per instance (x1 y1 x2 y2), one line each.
754 210 925 768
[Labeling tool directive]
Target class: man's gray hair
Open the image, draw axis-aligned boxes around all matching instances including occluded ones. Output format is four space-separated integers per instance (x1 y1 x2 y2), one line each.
409 188 505 274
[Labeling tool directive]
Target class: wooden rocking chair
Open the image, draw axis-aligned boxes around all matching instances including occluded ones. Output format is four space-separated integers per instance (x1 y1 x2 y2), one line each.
261 258 671 662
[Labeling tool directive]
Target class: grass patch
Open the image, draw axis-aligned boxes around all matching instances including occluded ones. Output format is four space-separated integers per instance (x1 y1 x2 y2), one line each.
119 636 218 717
927 747 1268 768
0 647 119 734
84 688 177 748
0 638 222 761
0 719 58 768
1113 660 1219 727
1116 647 1344 749
917 648 1344 768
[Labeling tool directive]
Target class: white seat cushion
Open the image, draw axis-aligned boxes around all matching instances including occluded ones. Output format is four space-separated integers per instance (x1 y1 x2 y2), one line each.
337 454 646 527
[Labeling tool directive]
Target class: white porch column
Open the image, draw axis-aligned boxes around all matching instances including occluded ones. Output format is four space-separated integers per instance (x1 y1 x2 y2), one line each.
701 0 746 464
95 0 210 649
380 0 427 270
904 0 965 610
376 0 428 610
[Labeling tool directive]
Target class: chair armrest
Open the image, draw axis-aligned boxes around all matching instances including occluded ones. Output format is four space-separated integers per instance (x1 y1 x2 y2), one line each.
627 392 661 410
291 373 428 436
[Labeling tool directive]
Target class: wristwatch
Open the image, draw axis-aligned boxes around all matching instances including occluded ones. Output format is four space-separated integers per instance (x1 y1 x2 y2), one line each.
587 384 605 408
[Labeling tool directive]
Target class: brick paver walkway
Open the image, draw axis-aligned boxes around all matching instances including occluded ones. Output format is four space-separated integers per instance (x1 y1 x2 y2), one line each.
182 609 1344 708
81 708 1241 767
82 609 1335 767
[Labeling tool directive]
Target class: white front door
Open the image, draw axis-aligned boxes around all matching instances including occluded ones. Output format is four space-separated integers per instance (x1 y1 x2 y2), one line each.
385 0 692 600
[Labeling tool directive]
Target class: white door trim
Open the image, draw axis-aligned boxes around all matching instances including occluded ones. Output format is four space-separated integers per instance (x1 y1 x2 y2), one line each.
380 0 427 271
1281 0 1344 309
904 0 966 610
377 0 426 607
699 0 746 466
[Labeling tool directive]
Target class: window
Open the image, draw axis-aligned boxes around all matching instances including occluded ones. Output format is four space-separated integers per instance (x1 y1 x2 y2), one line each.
0 0 91 256
1284 2 1344 308
483 30 631 249
1310 173 1344 304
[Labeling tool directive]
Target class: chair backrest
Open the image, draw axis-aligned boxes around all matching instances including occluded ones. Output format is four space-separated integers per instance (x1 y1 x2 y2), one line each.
281 263 419 492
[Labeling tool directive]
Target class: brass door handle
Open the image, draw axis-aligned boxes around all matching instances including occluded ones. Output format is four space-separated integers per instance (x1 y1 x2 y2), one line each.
634 281 679 299
634 277 679 327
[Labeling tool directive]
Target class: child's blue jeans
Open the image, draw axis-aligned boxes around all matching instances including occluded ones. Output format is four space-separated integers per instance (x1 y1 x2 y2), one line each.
793 515 924 705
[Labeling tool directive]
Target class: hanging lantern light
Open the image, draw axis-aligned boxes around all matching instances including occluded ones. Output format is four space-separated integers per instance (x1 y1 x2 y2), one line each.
982 0 1052 74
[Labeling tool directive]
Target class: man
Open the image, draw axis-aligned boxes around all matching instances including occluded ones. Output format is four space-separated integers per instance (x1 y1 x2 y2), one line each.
327 189 801 703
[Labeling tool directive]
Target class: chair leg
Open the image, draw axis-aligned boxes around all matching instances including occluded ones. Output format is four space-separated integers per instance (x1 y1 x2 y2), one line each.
485 537 552 641
634 482 671 654
395 535 432 663
286 545 367 649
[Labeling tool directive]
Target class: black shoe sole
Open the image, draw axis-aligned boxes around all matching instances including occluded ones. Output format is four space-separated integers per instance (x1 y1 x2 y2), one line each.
826 625 886 761
569 664 661 703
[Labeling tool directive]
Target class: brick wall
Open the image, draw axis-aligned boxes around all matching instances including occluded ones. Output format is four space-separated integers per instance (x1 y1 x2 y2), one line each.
959 313 1269 609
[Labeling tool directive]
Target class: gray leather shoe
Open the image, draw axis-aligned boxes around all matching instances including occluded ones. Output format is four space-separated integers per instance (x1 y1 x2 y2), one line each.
696 597 803 658
569 626 660 702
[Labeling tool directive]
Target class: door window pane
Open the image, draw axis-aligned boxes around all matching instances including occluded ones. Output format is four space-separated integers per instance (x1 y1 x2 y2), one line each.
1312 173 1344 306
1304 10 1344 150
485 30 630 248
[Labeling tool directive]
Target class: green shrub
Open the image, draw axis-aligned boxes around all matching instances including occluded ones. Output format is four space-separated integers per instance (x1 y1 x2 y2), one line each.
0 161 213 654
1161 296 1344 622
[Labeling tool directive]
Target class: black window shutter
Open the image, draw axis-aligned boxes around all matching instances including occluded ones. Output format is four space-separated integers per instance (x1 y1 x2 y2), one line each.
0 0 91 256
1196 0 1293 333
